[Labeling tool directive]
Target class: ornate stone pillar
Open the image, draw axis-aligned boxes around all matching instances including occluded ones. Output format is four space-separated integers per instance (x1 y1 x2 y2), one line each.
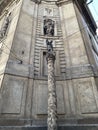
46 52 58 130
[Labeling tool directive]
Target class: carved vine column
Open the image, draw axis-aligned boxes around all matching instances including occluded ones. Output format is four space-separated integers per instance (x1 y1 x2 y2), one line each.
47 52 58 130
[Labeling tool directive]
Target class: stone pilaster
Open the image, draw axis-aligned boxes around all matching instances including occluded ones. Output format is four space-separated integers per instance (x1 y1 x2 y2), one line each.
47 52 58 130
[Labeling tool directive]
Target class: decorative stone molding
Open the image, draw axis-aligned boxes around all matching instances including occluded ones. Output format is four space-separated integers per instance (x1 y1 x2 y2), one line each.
91 65 98 77
4 60 97 79
56 0 72 6
0 0 19 15
65 64 94 79
31 0 41 4
0 12 11 39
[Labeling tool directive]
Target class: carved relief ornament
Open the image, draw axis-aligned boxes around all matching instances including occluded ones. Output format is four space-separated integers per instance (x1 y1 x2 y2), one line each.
0 12 11 39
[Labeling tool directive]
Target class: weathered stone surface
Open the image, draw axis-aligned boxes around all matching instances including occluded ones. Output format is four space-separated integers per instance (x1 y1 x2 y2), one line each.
37 84 48 114
0 0 98 127
0 0 22 93
0 75 27 117
0 0 14 15
1 80 23 114
34 81 65 116
73 77 98 114
0 125 98 130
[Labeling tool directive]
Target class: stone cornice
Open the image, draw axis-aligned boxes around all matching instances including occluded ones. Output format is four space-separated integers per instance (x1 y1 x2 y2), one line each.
1 61 97 80
56 0 72 6
31 0 41 4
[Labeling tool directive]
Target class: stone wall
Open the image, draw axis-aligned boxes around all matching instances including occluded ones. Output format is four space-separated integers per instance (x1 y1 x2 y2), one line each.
0 0 98 126
0 0 22 94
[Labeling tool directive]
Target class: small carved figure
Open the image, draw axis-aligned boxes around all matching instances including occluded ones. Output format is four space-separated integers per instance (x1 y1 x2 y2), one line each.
45 8 52 15
44 19 54 36
46 39 53 52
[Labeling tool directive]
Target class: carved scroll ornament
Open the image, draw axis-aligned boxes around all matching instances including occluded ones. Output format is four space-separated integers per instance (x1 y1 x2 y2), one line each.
0 13 11 39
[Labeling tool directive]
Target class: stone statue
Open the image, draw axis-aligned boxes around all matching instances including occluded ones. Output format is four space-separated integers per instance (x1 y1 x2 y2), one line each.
46 39 53 52
0 13 11 39
45 8 53 16
44 19 54 36
45 8 52 15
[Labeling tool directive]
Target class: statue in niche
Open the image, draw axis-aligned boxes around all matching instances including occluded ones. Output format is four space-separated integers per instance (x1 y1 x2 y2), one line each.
0 12 11 39
46 39 53 52
44 19 55 36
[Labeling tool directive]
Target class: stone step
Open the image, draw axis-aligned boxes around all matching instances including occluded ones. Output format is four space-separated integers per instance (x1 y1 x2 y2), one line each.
0 125 98 130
